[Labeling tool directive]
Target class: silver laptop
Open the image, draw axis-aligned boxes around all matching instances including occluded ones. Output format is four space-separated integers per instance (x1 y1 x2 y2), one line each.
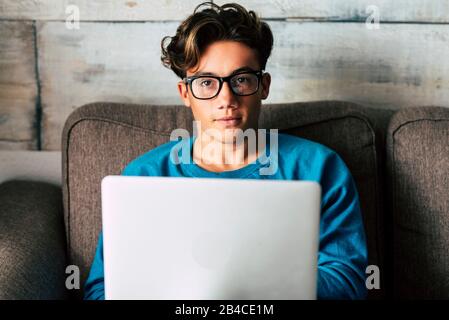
101 176 321 300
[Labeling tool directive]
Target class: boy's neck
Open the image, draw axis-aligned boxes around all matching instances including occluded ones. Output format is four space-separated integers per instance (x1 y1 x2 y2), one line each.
192 130 261 173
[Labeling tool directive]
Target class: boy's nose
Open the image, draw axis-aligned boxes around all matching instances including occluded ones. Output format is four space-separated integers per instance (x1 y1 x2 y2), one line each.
216 81 237 109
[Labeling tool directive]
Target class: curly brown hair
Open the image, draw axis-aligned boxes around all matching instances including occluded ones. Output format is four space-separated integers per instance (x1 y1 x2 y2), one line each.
161 2 273 79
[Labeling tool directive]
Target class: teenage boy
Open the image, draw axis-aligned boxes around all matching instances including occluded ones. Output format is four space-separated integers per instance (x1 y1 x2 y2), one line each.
84 2 367 300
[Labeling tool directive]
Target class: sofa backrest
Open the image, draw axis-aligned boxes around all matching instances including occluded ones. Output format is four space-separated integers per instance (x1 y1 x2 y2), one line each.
387 106 449 299
61 101 385 299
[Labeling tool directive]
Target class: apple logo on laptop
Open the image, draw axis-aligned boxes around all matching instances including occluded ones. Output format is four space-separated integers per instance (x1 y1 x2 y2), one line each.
191 231 232 270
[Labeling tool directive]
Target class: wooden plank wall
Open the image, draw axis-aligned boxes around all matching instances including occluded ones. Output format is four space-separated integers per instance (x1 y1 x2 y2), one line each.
0 20 37 149
1 0 449 150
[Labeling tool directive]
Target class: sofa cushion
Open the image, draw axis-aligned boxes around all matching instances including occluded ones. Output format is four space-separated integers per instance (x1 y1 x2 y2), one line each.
0 180 67 299
62 100 385 299
387 106 449 299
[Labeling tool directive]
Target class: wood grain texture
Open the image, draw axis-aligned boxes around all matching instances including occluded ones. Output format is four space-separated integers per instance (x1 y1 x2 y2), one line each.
216 0 449 23
0 0 205 21
37 21 182 150
2 0 449 23
266 21 449 110
0 21 37 150
38 20 449 150
0 140 36 150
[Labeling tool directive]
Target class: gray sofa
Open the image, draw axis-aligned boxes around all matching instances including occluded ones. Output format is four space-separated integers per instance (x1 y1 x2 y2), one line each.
0 101 447 299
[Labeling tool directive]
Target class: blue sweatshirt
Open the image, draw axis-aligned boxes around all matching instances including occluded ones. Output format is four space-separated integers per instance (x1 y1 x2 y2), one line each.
84 132 368 300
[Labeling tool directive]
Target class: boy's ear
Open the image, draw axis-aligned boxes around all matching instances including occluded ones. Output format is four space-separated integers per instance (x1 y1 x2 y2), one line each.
177 81 191 108
260 72 271 100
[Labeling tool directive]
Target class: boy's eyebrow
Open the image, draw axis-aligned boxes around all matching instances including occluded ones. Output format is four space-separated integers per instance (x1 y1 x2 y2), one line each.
191 66 256 77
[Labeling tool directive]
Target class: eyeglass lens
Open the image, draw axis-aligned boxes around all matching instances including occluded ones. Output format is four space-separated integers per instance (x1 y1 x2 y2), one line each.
191 73 259 99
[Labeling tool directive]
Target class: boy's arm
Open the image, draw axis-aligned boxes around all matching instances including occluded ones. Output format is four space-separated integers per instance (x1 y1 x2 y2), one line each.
317 152 368 300
84 232 105 300
83 162 146 300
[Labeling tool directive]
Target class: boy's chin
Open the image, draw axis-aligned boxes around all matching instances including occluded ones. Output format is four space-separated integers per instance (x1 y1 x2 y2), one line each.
207 127 257 145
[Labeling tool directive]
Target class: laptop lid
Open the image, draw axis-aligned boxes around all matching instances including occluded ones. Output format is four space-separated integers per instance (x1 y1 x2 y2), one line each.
101 176 321 300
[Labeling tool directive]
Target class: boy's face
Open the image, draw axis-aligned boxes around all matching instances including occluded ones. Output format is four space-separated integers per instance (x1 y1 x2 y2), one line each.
177 40 271 143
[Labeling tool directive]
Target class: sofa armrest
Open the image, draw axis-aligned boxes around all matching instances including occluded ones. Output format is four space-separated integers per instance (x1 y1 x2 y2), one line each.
0 180 68 299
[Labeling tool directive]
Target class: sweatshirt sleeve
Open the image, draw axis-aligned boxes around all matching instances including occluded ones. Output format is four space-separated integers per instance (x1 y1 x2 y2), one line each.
316 151 368 300
83 162 145 300
83 232 105 300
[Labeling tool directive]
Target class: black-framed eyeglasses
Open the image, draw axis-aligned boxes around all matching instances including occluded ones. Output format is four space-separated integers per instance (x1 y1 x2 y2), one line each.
183 70 264 100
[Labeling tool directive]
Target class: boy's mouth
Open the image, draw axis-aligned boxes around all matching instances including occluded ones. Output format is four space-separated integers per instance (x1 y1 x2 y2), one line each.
214 117 242 127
